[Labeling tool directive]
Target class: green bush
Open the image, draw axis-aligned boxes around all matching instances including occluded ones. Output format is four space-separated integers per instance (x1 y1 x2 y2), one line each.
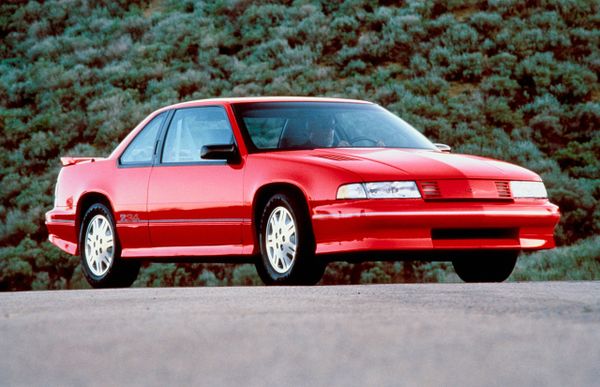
512 236 600 281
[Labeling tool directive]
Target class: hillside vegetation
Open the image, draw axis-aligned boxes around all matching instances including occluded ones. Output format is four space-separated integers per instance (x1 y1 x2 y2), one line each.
1 0 598 290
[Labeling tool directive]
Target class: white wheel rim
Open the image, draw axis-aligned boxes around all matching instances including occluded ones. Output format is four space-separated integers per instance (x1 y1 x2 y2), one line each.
266 206 297 274
84 214 114 277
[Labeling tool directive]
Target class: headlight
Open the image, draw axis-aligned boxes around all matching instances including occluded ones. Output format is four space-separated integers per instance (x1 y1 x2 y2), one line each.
337 181 421 199
510 181 547 198
336 183 367 199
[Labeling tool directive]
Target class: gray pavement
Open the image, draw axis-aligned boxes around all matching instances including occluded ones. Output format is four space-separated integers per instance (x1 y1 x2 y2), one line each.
1 282 600 387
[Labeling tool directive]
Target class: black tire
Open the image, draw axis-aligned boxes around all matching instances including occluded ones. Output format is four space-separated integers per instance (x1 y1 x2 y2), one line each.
80 203 140 288
452 250 519 283
255 192 326 285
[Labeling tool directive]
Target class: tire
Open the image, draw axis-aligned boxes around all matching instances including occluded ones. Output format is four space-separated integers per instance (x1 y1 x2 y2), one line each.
255 192 326 285
452 250 519 283
80 203 140 288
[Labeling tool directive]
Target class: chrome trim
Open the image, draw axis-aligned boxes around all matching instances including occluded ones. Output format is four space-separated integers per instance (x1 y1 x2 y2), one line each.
47 219 75 224
148 218 249 224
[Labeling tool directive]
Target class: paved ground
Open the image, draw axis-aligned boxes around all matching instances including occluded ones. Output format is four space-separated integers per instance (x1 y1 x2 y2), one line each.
1 282 599 387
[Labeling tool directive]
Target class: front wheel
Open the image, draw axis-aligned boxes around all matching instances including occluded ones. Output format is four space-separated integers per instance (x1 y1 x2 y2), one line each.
80 203 140 288
255 193 325 285
452 250 519 283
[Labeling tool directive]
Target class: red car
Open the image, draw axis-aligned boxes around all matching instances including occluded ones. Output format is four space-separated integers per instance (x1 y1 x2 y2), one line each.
46 97 560 287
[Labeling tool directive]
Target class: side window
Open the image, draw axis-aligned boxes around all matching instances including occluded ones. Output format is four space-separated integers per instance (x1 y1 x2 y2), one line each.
162 107 234 163
120 112 166 165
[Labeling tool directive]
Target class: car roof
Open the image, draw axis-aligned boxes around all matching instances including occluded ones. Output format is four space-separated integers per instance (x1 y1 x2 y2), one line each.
162 96 373 111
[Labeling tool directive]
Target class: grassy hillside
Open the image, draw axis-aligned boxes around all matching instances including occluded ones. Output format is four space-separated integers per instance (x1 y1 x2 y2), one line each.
1 0 598 290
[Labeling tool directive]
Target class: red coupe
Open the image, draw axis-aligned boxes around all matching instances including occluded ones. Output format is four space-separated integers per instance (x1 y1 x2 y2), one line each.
46 97 560 287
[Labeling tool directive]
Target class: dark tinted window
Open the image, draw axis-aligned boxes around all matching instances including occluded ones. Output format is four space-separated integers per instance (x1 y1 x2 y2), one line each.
120 112 166 165
233 102 437 151
162 107 234 163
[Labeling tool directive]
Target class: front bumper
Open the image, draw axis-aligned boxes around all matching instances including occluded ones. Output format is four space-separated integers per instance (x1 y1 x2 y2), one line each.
311 199 560 255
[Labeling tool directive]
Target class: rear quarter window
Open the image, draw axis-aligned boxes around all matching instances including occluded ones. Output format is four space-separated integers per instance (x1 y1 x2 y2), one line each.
120 112 166 165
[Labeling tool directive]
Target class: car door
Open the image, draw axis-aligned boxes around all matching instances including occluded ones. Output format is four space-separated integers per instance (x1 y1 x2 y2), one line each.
146 105 244 250
114 111 167 250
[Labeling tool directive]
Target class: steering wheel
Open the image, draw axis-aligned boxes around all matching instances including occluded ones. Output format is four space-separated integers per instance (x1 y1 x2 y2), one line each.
349 136 378 146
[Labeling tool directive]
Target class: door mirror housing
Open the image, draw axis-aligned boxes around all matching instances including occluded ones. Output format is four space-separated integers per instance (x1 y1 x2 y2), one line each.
434 143 452 153
201 144 240 163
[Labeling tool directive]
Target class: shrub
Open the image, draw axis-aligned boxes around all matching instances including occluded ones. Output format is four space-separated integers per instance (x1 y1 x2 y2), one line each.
512 236 600 281
469 11 503 35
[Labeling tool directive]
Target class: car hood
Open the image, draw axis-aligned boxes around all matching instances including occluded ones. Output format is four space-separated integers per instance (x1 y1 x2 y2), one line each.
292 148 541 181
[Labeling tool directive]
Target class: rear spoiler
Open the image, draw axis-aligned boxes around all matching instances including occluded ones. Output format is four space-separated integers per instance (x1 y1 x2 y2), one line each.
60 157 105 166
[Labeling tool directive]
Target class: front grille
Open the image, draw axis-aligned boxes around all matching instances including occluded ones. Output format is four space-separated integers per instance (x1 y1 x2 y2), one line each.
495 181 512 198
431 228 519 240
418 179 513 201
420 181 441 198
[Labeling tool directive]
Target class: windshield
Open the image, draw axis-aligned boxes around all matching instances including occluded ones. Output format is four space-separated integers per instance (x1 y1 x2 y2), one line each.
233 102 437 151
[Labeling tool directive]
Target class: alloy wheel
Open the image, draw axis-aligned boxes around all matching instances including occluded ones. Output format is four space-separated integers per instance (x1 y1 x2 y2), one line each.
265 206 297 274
84 214 114 277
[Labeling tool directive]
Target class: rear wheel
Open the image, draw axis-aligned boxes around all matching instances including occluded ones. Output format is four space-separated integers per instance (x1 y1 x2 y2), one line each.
255 192 326 285
80 203 140 288
452 250 519 283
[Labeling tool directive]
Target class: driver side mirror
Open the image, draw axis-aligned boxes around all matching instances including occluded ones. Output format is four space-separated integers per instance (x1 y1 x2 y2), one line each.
434 143 451 153
201 144 240 163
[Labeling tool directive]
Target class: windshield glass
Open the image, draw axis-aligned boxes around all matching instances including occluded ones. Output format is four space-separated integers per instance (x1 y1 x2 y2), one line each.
233 102 437 151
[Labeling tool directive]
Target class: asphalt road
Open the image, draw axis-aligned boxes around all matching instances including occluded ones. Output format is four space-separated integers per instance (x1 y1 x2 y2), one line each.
1 282 599 387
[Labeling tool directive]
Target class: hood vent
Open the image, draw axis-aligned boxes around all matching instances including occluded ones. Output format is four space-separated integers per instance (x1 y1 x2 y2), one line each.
314 154 359 161
495 181 512 198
